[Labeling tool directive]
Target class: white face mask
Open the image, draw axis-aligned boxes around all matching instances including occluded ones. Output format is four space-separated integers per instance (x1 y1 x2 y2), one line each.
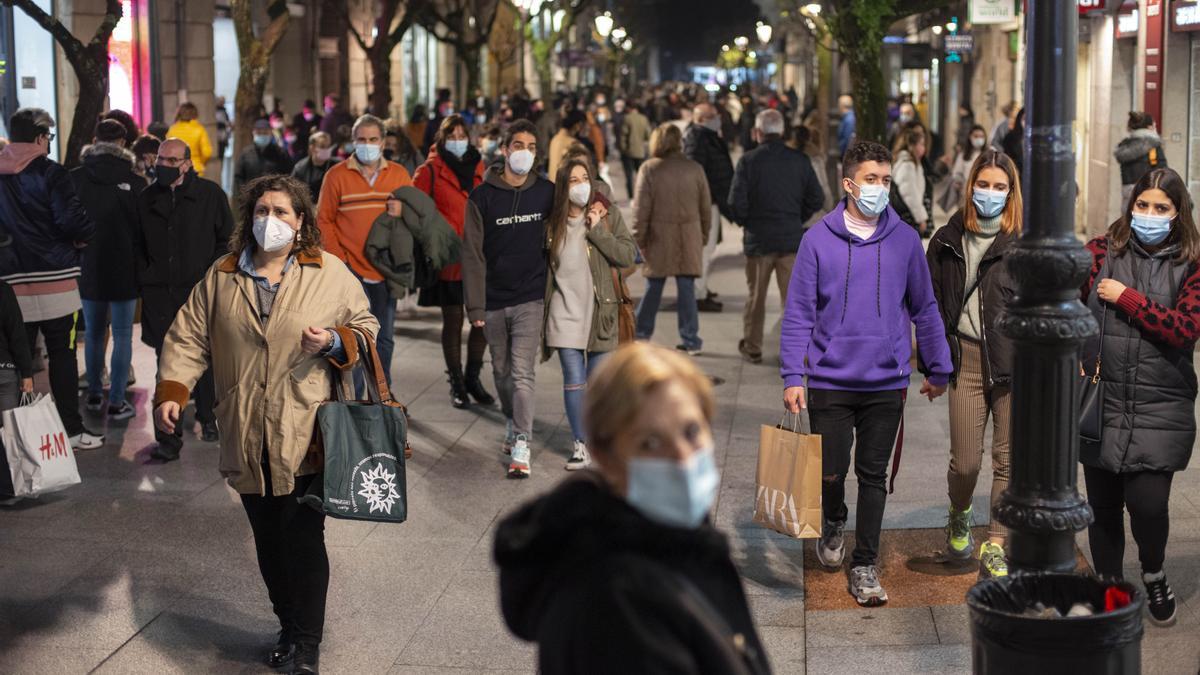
971 136 986 149
507 148 535 176
253 214 296 253
568 182 591 207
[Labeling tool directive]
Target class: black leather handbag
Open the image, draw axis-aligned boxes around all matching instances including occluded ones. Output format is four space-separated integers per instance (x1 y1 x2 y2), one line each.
1078 306 1106 444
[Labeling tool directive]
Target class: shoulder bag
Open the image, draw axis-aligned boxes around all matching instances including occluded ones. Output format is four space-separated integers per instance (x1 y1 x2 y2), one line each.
1079 300 1106 444
603 214 636 344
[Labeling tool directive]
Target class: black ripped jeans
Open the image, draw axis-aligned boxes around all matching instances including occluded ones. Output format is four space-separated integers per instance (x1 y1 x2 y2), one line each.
808 388 905 568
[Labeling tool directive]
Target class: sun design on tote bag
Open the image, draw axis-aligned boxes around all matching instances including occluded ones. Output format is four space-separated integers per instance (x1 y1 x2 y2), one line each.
357 463 402 514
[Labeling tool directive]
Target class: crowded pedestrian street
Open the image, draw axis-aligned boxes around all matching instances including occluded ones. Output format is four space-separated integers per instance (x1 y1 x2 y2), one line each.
3 0 1200 673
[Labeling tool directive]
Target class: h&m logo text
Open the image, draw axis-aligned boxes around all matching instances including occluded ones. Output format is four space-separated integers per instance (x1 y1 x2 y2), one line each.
38 432 68 461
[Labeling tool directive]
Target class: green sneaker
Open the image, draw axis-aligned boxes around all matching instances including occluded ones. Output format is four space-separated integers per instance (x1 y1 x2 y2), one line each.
979 541 1009 579
946 506 974 560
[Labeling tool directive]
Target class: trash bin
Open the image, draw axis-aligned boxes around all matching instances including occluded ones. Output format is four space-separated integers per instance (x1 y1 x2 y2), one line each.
968 572 1143 674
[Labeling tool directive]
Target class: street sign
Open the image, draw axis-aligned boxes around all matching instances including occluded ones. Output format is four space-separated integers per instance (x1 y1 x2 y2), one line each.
1173 0 1200 32
969 0 1017 25
945 34 974 53
1078 0 1106 13
900 43 933 70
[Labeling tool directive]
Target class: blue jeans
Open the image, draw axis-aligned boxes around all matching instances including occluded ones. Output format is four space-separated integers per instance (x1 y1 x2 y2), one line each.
81 299 136 405
357 281 395 393
635 276 701 351
557 349 607 443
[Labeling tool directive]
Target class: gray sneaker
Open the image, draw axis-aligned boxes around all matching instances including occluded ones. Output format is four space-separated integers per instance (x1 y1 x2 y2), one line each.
848 565 888 607
816 519 846 569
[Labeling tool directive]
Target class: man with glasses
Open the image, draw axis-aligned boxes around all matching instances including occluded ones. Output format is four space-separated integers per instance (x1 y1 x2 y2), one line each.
136 138 234 461
0 108 104 451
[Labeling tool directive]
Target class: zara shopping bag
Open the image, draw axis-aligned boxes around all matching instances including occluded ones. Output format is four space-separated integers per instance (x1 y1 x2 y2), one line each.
302 329 408 523
1 393 81 497
753 412 822 539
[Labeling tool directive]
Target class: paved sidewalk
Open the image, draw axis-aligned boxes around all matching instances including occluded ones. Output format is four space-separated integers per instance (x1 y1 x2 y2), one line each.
2 162 1199 674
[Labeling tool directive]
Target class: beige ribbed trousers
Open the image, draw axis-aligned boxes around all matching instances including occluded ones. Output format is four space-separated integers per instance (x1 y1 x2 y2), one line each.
948 337 1011 541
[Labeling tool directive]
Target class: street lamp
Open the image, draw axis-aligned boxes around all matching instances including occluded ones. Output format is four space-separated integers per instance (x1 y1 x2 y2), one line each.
612 26 627 43
734 35 749 50
594 11 613 38
803 2 821 15
756 21 772 44
931 24 943 35
622 38 632 51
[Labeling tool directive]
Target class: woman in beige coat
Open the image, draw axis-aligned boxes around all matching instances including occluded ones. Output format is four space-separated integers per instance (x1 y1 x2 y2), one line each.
632 123 712 355
152 175 378 675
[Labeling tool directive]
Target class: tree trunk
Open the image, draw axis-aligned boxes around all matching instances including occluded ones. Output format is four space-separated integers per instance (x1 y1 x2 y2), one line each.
64 45 109 167
461 47 482 102
845 43 887 144
231 0 290 160
369 41 394 118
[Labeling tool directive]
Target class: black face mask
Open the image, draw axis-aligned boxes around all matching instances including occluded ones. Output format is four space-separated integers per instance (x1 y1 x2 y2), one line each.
155 166 181 187
383 149 396 161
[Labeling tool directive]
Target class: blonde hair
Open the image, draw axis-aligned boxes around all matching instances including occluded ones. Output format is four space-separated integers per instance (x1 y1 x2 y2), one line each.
649 123 683 158
175 102 199 122
962 149 1023 236
585 343 715 454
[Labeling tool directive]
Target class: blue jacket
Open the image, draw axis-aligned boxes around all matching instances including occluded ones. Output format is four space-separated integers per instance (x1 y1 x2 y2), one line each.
0 145 94 285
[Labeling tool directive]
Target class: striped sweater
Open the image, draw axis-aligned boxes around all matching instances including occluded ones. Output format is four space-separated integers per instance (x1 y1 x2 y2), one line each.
316 155 412 281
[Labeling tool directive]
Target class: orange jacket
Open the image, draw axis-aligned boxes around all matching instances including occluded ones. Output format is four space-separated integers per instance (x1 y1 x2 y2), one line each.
316 156 412 281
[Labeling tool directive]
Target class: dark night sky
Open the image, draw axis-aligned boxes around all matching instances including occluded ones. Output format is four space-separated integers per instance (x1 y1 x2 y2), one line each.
612 0 764 77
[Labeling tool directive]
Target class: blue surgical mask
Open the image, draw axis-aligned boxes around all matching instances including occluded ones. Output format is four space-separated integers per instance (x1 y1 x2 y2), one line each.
850 180 889 217
1131 213 1174 245
972 188 1008 219
445 139 469 158
355 142 382 164
626 446 720 529
484 139 499 155
253 134 271 148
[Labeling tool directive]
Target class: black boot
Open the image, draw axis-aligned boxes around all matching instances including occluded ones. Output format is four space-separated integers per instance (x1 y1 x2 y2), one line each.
291 644 319 674
464 361 495 405
267 629 294 668
448 370 470 409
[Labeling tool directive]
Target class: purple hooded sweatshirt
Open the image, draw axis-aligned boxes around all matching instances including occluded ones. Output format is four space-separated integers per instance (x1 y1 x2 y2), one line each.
780 199 952 391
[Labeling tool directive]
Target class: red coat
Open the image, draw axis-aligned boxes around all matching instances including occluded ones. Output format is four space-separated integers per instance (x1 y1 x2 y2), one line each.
411 147 484 282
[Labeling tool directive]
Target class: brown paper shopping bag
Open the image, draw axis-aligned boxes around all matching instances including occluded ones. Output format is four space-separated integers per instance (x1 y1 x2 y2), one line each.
753 412 822 539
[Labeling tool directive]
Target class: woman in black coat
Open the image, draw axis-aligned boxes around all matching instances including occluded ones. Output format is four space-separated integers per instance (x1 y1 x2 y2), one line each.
494 343 771 675
1080 167 1200 628
70 123 142 419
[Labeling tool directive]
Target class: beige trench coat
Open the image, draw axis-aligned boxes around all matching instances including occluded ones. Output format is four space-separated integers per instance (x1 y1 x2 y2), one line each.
632 152 712 278
153 250 379 496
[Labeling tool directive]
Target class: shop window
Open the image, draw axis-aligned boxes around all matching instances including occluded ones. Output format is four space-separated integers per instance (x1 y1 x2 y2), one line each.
108 0 153 127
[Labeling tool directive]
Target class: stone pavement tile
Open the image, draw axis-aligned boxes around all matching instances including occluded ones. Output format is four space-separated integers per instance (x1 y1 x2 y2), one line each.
1 572 176 654
392 569 536 672
397 477 520 541
318 608 429 673
325 547 460 622
93 597 278 674
728 537 805 598
806 607 939 648
1142 633 1200 675
748 594 806 627
805 643 971 675
930 604 972 645
757 625 806 674
0 645 112 675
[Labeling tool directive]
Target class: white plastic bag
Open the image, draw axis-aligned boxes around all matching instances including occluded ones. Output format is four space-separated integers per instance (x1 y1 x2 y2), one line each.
2 393 81 497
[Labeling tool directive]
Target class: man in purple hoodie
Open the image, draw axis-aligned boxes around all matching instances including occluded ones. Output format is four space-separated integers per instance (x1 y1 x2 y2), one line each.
781 141 952 607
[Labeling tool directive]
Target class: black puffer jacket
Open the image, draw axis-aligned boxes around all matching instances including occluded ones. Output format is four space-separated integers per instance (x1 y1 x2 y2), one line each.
1082 236 1196 473
494 473 771 675
0 145 94 285
136 171 234 348
71 143 142 301
926 210 1018 386
1113 129 1168 186
728 139 824 256
684 124 735 219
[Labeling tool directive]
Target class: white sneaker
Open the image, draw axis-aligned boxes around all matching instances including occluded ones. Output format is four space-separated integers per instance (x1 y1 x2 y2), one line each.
508 436 531 478
69 430 105 451
565 440 590 471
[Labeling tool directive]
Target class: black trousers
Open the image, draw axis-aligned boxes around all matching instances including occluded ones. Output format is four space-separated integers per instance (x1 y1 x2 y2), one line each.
24 313 82 436
153 345 215 450
1083 465 1174 578
621 155 644 201
808 388 905 567
240 471 329 647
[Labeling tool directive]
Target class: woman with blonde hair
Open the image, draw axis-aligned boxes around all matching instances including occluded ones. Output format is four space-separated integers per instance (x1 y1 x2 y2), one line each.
926 149 1023 579
631 123 712 355
494 342 770 673
166 101 213 177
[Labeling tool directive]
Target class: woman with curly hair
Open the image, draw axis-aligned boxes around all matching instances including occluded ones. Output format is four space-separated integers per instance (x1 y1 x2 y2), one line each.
152 174 378 674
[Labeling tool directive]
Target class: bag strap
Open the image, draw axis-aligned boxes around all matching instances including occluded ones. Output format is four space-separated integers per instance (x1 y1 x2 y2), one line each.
888 389 908 495
777 410 811 435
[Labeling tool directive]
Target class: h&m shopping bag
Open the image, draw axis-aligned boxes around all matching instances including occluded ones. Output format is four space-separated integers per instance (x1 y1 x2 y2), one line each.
301 328 408 523
1 393 82 498
753 412 822 539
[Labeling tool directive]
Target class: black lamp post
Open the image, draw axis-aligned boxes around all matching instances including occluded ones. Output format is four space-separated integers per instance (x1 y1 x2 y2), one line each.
994 0 1094 575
